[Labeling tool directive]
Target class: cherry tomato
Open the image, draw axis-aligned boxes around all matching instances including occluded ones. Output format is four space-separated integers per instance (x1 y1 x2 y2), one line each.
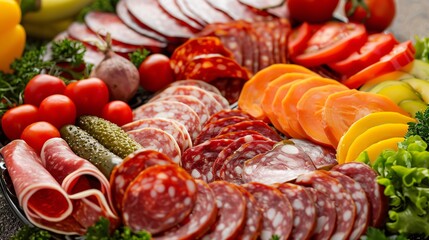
342 41 416 89
293 22 368 67
101 100 133 126
24 74 66 107
38 94 77 129
138 54 174 92
64 78 109 117
287 0 340 23
328 33 398 76
288 23 321 58
1 104 39 140
20 121 60 154
345 0 395 32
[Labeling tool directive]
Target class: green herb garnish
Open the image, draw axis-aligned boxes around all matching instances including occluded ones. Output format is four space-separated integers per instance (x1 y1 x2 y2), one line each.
129 49 150 68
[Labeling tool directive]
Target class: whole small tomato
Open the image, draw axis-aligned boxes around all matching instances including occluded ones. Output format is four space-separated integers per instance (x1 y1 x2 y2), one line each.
101 100 133 126
24 74 66 106
1 104 39 140
345 0 396 32
287 0 340 23
38 94 76 129
21 121 60 154
138 54 174 92
64 78 109 117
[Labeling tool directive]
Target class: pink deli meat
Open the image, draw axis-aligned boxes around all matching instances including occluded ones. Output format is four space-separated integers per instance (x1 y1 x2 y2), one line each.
289 138 338 170
158 0 203 31
168 79 222 95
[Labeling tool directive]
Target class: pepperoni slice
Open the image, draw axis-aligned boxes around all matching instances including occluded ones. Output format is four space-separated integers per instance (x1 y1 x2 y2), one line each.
127 128 182 165
218 120 283 142
235 185 263 240
122 165 197 234
242 182 293 240
109 149 174 212
182 139 234 182
289 138 338 170
154 180 218 240
306 187 337 240
194 116 250 145
205 109 255 126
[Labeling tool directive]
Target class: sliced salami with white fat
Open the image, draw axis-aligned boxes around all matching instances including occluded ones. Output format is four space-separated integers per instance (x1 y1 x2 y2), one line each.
194 116 250 145
235 185 263 240
206 0 275 22
175 0 207 26
218 120 283 142
213 130 264 141
306 187 337 240
289 138 338 170
185 0 233 24
205 109 255 126
158 0 203 31
168 79 222 96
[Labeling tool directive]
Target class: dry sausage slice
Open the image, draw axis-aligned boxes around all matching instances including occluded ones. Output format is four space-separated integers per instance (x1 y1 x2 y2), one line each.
235 185 263 240
194 116 250 145
306 187 337 240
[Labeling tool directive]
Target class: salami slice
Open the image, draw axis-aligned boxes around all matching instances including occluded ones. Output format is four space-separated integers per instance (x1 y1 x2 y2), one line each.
306 187 337 240
213 130 263 140
295 170 356 240
218 120 283 142
276 183 316 240
168 79 222 95
210 92 230 109
127 127 182 165
109 149 174 212
323 170 370 240
122 165 197 234
170 36 234 76
220 139 276 184
205 109 255 126
84 11 166 52
116 0 167 42
206 0 275 22
181 139 234 182
242 182 293 240
239 0 285 9
194 116 250 145
158 0 203 31
150 85 224 115
154 180 218 240
242 141 316 185
253 21 275 69
133 100 201 140
331 162 388 228
187 0 233 24
211 77 247 104
271 19 291 64
201 181 246 240
289 138 338 170
235 185 263 240
212 134 271 180
153 95 210 125
122 118 192 153
175 0 207 26
125 0 195 41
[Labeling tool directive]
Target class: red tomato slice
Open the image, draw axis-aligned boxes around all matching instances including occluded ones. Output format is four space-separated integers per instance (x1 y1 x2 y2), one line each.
288 23 321 58
328 33 398 76
292 22 368 67
341 41 416 89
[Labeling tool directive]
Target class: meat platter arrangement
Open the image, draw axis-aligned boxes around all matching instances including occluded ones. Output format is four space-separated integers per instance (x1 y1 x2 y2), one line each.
2 0 429 239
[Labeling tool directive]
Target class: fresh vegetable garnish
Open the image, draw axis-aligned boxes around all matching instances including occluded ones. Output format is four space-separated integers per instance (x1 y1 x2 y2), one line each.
361 227 407 240
76 0 120 22
129 48 150 68
414 36 429 63
345 0 396 32
11 225 51 240
85 217 151 240
406 106 429 148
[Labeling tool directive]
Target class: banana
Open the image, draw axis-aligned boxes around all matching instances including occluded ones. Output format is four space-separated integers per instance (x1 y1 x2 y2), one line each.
22 17 74 39
22 0 94 23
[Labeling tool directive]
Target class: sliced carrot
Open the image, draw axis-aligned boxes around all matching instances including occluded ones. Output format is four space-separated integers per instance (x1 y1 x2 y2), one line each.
281 77 343 139
261 73 314 128
238 64 318 120
322 89 410 148
297 84 349 146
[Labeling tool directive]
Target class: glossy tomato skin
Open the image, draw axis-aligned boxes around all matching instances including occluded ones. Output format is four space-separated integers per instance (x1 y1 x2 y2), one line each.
101 100 133 126
345 0 396 32
288 23 322 58
24 74 66 107
64 78 109 117
21 121 60 154
1 104 39 140
38 94 77 129
288 0 340 23
138 54 174 92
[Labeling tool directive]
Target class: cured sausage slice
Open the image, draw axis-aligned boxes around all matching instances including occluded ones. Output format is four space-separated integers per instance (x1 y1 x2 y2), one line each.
206 0 274 22
158 0 203 31
239 0 285 9
295 170 356 240
122 118 192 153
331 162 388 228
234 185 263 240
125 0 195 41
127 127 182 165
186 0 232 24
220 139 276 184
323 170 370 240
133 100 201 141
168 79 222 95
154 180 217 240
205 109 255 126
218 120 283 142
116 0 167 42
122 165 197 234
194 116 250 145
170 37 233 77
253 21 275 69
210 92 230 109
201 181 246 240
289 138 338 170
182 139 234 182
306 187 337 240
242 141 316 185
152 95 210 125
211 77 247 104
276 183 316 240
212 134 271 180
213 130 263 140
109 149 174 213
175 0 207 26
150 85 224 115
242 182 293 240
